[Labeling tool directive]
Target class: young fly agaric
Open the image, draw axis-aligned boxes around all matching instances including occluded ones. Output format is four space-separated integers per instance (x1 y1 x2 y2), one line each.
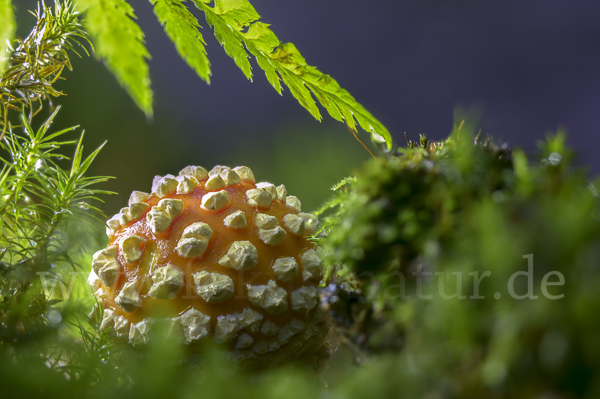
89 165 328 364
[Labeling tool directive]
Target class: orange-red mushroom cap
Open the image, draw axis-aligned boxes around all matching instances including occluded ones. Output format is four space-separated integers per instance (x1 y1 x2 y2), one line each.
89 165 328 364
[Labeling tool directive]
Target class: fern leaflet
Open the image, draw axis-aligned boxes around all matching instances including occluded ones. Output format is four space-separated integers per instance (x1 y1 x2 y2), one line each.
192 0 392 149
0 0 15 74
151 0 211 83
75 0 153 115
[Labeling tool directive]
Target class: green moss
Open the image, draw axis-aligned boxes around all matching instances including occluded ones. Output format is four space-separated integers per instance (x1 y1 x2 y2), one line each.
318 125 600 398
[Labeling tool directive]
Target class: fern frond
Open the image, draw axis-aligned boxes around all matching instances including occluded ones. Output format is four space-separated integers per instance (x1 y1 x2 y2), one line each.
0 0 15 74
192 0 392 149
151 0 211 83
76 0 153 115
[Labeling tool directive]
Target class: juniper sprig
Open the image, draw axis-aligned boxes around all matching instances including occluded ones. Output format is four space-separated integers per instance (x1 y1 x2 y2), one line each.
0 107 112 344
0 1 89 137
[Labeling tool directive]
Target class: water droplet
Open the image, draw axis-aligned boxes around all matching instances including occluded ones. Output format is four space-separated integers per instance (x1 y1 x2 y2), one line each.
47 309 62 325
548 152 562 166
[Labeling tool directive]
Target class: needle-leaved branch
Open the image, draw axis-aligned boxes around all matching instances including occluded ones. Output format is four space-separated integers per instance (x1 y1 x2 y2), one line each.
0 1 89 137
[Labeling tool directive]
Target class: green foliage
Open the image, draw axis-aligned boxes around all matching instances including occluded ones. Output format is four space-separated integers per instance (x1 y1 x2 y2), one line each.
151 0 211 83
320 128 513 279
75 0 153 115
0 0 88 134
193 0 391 149
0 9 113 380
0 0 391 145
0 0 15 74
318 125 600 397
3 2 600 399
0 107 113 344
68 0 391 147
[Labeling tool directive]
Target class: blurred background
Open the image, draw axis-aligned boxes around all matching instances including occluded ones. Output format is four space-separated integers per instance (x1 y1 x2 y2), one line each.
13 0 600 220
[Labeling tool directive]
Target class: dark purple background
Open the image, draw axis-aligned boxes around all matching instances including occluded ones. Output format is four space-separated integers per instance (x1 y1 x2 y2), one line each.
13 0 600 213
140 0 600 169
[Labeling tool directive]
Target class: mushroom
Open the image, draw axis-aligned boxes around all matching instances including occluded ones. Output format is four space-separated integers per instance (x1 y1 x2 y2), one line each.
89 165 327 365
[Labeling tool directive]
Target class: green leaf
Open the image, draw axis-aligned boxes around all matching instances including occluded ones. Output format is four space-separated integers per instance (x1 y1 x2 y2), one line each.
193 0 392 149
0 0 14 74
75 0 153 115
151 0 211 83
199 0 254 79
